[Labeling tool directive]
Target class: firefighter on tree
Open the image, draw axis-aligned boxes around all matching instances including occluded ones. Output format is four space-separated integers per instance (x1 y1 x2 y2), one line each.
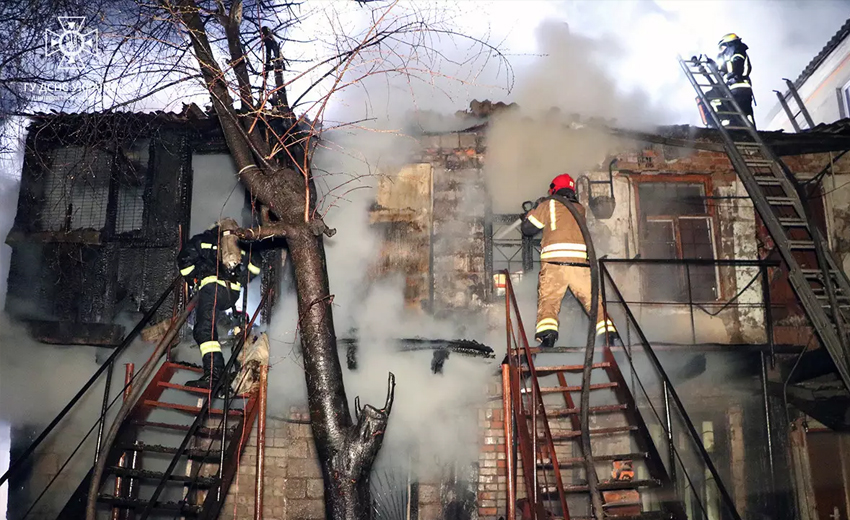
520 174 618 348
177 218 261 389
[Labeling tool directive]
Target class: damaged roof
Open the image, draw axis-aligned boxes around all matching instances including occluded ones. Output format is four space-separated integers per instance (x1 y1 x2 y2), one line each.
25 102 850 156
792 17 850 90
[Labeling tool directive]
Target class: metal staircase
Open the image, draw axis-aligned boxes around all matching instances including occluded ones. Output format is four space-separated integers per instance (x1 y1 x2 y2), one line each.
500 271 720 520
56 289 268 520
679 57 850 413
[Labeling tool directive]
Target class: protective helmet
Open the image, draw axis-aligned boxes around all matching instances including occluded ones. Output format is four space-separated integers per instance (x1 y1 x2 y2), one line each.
549 173 575 195
718 33 740 46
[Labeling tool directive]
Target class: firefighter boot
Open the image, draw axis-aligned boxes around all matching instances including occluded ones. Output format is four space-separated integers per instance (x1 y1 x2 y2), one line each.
535 330 558 349
186 352 226 390
598 330 621 346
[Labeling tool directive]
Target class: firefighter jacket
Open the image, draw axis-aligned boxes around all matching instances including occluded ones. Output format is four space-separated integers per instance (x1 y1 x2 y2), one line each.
177 226 261 291
717 41 751 90
521 197 589 264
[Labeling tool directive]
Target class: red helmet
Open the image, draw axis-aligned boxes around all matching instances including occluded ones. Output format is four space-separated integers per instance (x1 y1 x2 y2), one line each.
549 173 575 195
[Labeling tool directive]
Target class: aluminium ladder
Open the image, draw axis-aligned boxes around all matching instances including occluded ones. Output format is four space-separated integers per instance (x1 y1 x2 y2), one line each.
679 56 850 393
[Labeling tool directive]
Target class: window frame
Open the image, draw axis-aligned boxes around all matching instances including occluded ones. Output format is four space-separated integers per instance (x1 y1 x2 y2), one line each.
842 77 850 119
633 176 722 302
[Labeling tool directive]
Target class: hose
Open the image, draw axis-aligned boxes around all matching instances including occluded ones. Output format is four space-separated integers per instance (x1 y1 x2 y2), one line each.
548 193 605 520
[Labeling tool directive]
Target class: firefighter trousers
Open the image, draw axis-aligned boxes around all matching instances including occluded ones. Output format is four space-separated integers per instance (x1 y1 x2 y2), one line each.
536 262 615 338
194 283 241 356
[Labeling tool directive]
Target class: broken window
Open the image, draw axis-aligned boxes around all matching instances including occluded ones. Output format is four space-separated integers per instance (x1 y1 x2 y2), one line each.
42 146 112 232
115 139 150 233
638 182 718 302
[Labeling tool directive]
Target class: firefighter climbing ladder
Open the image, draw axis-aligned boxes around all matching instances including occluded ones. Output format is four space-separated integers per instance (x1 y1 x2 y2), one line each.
679 56 850 393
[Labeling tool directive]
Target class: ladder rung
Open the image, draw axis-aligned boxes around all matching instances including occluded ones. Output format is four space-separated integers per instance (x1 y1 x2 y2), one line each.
520 382 618 394
766 196 797 205
755 178 784 187
746 160 773 166
789 241 816 250
550 426 638 441
778 218 808 227
725 125 751 130
803 269 841 279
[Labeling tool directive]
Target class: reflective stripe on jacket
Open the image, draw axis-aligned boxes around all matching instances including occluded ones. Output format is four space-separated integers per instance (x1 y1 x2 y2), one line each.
522 198 589 264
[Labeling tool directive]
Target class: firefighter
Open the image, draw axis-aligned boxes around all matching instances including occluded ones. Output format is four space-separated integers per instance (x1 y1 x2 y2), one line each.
177 218 261 389
715 33 754 128
520 174 617 349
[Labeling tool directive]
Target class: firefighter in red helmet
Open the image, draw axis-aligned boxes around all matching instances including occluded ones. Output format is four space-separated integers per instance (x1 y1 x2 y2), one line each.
520 174 617 348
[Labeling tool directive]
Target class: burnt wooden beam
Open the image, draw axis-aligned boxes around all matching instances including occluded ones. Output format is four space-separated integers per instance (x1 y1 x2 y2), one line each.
27 320 125 346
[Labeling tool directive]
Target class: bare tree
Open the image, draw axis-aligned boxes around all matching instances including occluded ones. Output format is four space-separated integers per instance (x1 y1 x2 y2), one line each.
1 1 507 518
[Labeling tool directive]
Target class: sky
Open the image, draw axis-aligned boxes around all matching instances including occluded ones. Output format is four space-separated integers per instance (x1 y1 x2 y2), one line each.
403 0 850 127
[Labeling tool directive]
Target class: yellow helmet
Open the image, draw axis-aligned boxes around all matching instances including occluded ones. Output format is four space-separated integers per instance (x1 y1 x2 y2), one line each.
718 33 740 46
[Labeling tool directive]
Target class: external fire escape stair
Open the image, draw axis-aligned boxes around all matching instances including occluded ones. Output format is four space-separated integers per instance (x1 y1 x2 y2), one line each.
58 359 260 519
55 284 270 520
680 56 850 430
501 273 694 520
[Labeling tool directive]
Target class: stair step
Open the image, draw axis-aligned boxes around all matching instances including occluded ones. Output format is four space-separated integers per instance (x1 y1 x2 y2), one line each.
789 241 816 250
158 381 251 397
778 217 808 227
96 495 201 515
520 382 618 394
107 467 219 487
804 269 842 279
119 441 221 461
549 426 638 441
555 513 672 520
164 361 204 374
520 346 589 355
537 451 648 469
542 478 661 495
766 196 797 205
539 404 629 418
522 362 611 374
130 420 235 438
143 400 243 416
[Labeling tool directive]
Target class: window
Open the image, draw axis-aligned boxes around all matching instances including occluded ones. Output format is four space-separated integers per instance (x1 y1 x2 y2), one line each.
638 182 718 302
841 77 850 119
42 146 113 232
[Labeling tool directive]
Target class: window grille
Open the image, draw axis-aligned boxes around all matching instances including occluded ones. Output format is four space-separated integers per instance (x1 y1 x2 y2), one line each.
42 146 112 232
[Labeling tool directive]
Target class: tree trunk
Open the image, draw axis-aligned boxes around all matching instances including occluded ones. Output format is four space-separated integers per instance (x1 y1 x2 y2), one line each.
171 3 395 518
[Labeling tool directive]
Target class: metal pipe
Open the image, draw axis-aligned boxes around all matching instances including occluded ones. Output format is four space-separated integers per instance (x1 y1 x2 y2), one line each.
663 381 676 484
112 363 135 520
685 263 697 345
0 276 180 488
760 265 776 367
501 364 516 520
93 362 114 465
761 352 777 509
254 364 269 520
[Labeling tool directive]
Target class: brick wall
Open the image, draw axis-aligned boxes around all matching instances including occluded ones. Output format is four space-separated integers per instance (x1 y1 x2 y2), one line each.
222 409 324 520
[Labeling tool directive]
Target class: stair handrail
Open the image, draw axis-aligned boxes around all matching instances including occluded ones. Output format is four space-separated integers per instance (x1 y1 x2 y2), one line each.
599 262 743 520
135 286 270 520
0 275 183 489
503 270 570 519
